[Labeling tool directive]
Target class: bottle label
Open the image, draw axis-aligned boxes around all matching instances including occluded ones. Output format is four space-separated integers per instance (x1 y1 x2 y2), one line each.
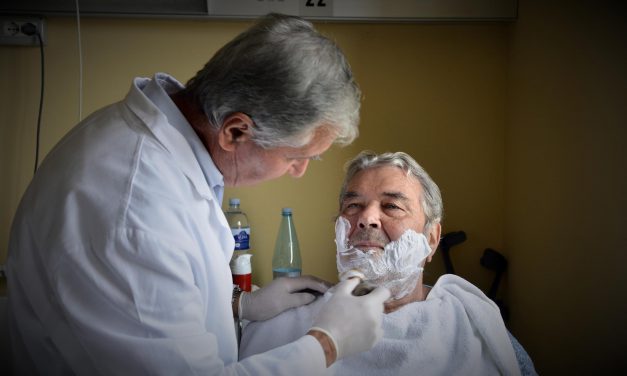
231 228 250 250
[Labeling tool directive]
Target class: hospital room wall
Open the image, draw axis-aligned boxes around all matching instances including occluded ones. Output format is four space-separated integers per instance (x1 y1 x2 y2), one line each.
0 2 623 373
0 18 508 293
504 1 627 374
226 23 509 293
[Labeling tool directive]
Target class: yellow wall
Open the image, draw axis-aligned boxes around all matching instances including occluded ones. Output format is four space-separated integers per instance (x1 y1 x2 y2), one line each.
0 17 508 292
1 2 624 373
505 1 627 374
227 22 509 290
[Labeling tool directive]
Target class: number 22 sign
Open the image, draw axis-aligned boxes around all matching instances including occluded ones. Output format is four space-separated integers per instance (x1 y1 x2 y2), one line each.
300 0 333 16
305 0 327 6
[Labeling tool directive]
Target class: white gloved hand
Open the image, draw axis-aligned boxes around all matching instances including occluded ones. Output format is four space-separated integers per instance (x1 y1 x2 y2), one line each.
239 275 331 321
309 278 390 361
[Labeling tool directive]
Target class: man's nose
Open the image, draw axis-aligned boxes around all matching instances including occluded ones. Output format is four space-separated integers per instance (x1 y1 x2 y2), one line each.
289 159 309 178
357 203 381 229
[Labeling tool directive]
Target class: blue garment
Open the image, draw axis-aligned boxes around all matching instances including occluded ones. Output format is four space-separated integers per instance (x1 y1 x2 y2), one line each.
508 332 538 376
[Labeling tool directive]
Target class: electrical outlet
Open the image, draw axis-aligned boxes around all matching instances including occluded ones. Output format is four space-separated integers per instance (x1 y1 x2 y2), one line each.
0 17 46 46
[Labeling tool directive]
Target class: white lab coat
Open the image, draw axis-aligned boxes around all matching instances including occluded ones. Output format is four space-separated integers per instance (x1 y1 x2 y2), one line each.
7 74 325 375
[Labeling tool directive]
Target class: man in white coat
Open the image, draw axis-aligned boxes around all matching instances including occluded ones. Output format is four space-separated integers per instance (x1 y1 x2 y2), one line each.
240 151 537 375
6 14 390 375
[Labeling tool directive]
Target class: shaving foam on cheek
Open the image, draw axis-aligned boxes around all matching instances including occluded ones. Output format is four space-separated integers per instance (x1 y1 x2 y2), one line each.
334 217 432 300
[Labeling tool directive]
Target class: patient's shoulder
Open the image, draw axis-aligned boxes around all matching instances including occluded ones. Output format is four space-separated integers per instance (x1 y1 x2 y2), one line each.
427 274 494 304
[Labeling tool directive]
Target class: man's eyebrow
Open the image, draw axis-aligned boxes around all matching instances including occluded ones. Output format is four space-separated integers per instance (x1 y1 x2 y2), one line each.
285 154 323 161
341 191 360 202
382 192 410 201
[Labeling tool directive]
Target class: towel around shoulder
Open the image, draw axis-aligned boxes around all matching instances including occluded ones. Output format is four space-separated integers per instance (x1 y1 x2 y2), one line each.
240 274 521 376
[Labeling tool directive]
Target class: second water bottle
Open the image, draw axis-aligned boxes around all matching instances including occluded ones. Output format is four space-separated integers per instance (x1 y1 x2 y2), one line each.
272 208 302 279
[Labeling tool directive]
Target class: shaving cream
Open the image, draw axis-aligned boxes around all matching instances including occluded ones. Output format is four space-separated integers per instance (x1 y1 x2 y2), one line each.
335 217 431 300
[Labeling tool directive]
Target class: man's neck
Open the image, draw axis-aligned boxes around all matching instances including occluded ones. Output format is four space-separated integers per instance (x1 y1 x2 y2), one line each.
169 92 215 154
383 276 431 314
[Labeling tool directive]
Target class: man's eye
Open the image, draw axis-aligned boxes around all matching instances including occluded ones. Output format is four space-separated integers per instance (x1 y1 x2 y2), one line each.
343 203 361 211
383 203 401 210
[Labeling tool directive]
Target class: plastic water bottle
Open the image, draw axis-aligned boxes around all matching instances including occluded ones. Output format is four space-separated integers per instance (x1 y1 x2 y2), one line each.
272 208 302 279
225 198 252 290
225 198 251 252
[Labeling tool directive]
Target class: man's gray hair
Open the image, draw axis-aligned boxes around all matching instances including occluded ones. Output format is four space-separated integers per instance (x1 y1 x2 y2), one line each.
182 13 361 148
339 151 443 231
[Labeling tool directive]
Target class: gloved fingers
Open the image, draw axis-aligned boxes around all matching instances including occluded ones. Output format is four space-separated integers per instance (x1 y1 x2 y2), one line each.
332 278 360 295
284 275 332 294
367 285 391 303
302 274 334 289
283 291 317 310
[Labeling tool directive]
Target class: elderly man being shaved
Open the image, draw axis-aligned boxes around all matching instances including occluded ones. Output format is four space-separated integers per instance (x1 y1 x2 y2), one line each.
240 151 536 376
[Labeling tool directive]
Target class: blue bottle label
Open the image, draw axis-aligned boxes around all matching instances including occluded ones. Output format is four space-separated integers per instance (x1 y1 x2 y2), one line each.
231 228 250 250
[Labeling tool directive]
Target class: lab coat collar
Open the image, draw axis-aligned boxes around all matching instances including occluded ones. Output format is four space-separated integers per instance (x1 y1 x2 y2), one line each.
141 73 225 203
123 74 223 203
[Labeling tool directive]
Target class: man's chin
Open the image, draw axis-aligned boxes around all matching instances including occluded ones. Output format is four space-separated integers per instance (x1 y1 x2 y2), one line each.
352 245 385 253
354 248 386 260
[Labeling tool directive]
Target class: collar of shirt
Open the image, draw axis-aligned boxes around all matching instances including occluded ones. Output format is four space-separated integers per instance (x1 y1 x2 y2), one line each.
141 73 225 204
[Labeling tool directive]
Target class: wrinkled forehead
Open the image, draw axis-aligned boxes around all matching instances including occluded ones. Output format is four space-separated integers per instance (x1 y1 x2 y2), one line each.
342 166 423 204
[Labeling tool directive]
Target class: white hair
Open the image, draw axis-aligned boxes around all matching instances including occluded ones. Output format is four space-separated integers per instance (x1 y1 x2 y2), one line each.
182 13 361 148
340 151 443 231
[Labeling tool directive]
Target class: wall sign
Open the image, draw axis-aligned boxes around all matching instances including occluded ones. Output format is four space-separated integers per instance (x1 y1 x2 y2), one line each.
1 0 517 22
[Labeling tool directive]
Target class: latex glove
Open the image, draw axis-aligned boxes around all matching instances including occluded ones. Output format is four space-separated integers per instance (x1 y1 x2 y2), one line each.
239 275 331 321
309 278 390 361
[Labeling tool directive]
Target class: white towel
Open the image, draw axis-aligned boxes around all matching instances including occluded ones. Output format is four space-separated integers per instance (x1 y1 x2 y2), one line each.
240 274 521 376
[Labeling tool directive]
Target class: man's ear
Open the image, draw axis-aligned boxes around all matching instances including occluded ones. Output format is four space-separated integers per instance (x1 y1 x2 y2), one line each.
426 222 442 263
217 112 254 152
